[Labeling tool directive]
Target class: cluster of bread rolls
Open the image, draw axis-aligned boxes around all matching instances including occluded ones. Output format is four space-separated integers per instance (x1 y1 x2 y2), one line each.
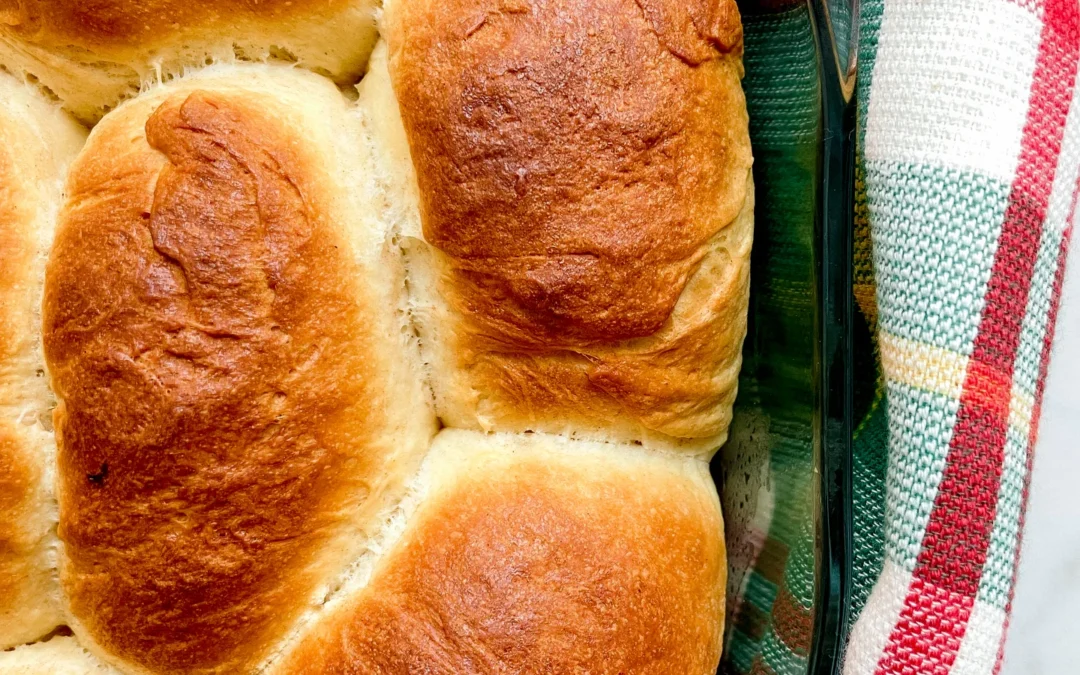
0 0 753 672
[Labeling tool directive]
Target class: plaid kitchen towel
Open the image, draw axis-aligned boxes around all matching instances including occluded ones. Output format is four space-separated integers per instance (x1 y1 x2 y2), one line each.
723 0 1080 673
845 0 1080 673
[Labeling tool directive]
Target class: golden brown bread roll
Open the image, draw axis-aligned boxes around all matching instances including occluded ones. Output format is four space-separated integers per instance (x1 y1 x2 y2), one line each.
0 71 86 650
0 0 381 123
41 64 434 674
0 0 751 672
272 430 726 675
374 0 753 452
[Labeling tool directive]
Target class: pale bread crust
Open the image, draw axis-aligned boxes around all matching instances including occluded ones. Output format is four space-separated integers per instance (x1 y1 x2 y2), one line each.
0 0 381 123
0 71 86 651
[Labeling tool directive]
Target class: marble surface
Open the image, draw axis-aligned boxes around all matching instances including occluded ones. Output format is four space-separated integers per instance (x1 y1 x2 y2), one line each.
1001 243 1080 672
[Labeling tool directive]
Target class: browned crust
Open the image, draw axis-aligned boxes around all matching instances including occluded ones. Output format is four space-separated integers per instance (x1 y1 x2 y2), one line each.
10 0 748 666
0 0 352 50
387 0 750 345
279 444 726 674
43 90 387 674
442 179 753 443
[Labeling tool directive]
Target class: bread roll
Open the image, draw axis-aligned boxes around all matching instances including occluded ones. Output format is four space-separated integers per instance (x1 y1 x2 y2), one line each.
0 71 86 650
372 0 753 453
273 429 726 675
0 0 381 123
41 64 434 674
1 0 751 672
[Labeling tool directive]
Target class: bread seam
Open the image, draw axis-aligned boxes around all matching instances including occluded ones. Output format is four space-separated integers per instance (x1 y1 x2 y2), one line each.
253 63 446 672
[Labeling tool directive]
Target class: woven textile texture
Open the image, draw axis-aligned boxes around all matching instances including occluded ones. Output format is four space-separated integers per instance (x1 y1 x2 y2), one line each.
845 0 1080 673
723 0 1080 673
719 4 821 672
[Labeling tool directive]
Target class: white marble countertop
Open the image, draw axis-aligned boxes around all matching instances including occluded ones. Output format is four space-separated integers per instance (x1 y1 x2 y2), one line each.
1001 243 1080 672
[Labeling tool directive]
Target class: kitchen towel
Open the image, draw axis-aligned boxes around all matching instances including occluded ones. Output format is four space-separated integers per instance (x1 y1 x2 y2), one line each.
845 0 1080 673
722 0 1080 673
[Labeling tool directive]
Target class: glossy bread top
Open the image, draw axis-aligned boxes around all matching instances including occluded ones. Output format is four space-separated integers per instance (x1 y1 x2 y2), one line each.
386 0 749 344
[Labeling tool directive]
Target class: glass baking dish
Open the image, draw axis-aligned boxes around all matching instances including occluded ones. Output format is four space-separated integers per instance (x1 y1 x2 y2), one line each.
713 1 860 673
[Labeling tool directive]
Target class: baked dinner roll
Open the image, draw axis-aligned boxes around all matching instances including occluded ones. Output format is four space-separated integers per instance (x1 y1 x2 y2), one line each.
41 64 434 674
1 0 751 671
372 0 753 452
0 71 86 650
0 0 381 123
273 429 727 675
